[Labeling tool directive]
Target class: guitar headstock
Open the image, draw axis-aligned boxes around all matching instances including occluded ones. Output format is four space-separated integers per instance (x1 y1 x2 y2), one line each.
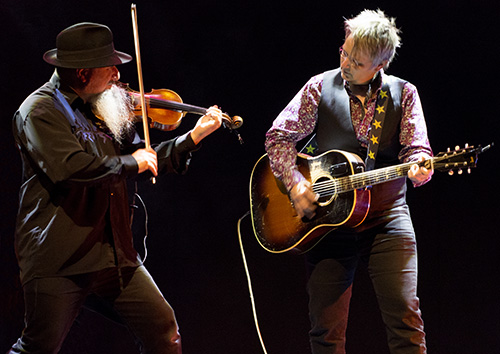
433 143 493 175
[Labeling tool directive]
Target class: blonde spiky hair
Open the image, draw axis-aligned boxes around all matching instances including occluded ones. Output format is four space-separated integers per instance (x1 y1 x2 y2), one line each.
344 9 401 69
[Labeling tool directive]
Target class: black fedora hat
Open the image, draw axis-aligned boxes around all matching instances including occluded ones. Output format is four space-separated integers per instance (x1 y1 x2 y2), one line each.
43 22 132 68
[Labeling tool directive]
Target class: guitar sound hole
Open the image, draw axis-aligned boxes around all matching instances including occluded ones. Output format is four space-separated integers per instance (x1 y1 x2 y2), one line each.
314 176 335 206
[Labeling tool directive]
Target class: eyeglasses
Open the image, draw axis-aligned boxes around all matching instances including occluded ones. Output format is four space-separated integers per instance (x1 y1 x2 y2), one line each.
339 46 361 68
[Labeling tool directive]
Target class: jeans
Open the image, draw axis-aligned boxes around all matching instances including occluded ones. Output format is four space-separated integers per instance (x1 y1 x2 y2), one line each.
9 265 181 354
306 204 426 354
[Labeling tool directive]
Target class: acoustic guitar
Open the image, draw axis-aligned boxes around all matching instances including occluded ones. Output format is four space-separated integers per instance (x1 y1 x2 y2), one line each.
249 144 491 254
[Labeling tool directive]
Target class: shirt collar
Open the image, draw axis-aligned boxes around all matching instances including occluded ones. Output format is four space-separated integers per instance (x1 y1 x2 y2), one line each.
49 70 84 108
344 69 384 96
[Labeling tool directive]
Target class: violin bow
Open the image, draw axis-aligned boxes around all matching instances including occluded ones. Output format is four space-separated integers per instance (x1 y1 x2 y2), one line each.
131 4 156 183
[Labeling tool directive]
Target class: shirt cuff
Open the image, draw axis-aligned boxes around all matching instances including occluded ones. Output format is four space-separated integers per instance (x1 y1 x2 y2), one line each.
175 131 200 153
283 167 306 192
120 154 139 177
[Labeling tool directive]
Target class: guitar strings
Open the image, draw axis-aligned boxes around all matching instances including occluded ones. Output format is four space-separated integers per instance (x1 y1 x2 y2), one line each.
310 152 465 198
311 162 415 197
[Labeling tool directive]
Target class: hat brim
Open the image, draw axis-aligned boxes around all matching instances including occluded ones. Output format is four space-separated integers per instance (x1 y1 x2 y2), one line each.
43 49 133 68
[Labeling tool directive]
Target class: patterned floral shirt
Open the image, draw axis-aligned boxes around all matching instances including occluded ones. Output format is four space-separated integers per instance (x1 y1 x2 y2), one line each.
265 70 433 191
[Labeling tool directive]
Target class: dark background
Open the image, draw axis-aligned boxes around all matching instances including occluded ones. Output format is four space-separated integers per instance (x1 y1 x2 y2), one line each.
1 0 499 353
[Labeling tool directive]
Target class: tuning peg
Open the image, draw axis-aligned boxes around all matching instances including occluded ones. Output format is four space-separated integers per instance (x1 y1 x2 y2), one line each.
455 145 460 151
448 170 454 176
458 169 463 175
447 147 451 152
465 143 469 148
467 167 472 174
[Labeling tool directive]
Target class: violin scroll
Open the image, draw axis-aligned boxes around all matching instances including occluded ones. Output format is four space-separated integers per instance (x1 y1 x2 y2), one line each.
223 114 243 130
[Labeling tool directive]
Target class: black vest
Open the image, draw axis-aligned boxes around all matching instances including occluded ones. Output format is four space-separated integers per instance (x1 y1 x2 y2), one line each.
316 68 406 169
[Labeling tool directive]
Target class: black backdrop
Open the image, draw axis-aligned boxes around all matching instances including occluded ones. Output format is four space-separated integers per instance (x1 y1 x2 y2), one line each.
1 1 499 353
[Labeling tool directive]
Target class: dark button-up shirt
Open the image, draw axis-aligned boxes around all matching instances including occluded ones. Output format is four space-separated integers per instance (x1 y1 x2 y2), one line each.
13 72 198 284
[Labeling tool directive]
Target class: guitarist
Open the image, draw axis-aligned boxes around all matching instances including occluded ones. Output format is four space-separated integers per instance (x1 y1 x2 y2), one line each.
265 10 433 354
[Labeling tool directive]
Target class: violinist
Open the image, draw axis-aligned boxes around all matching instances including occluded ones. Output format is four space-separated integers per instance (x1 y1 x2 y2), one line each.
9 22 221 354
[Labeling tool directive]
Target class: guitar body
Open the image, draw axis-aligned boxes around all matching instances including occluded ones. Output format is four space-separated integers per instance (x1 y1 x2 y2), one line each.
250 150 371 253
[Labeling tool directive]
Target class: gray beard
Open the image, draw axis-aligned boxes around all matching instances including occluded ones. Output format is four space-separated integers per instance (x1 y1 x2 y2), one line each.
90 85 134 143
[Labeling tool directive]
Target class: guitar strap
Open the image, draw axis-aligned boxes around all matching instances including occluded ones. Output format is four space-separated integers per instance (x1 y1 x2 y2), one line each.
364 80 390 171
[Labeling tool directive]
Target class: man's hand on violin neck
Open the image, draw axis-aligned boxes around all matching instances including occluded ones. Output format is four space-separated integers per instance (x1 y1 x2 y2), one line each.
132 147 158 176
190 105 223 145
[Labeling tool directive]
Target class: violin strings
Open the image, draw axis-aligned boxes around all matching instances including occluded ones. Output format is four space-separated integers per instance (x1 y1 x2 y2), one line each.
147 96 206 115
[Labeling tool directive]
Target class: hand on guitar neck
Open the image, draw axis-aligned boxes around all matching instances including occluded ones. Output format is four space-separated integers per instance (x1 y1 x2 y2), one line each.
408 155 434 186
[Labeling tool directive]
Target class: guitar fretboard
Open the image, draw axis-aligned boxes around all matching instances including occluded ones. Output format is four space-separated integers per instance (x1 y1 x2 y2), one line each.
311 148 478 197
313 162 416 197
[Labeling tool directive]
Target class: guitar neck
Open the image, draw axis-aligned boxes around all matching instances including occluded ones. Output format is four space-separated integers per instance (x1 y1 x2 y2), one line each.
313 161 417 196
341 162 414 192
319 143 487 195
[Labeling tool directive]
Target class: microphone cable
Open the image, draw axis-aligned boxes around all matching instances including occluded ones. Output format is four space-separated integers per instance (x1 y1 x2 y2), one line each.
134 191 150 263
130 181 150 263
131 182 268 352
237 210 269 354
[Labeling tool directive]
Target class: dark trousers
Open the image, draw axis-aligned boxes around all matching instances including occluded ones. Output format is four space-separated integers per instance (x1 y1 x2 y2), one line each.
306 204 426 354
9 265 181 354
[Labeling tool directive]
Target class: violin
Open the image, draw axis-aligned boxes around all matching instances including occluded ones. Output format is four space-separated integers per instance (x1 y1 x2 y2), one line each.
121 83 243 133
128 3 242 186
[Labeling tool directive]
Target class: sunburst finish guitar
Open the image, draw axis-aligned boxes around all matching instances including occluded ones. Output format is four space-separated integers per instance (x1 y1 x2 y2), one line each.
250 144 491 254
